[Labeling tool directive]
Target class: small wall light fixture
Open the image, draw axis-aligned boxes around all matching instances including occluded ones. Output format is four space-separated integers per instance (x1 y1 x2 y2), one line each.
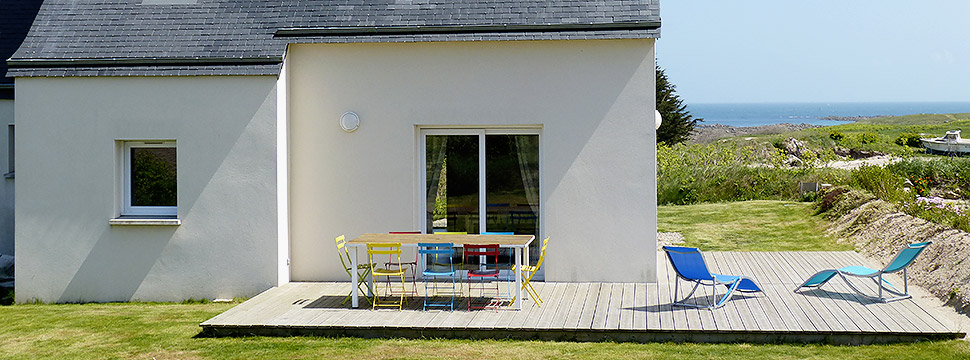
654 110 663 130
340 111 360 132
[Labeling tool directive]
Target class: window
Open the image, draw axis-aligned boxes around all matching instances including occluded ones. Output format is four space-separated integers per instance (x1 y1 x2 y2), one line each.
122 141 177 217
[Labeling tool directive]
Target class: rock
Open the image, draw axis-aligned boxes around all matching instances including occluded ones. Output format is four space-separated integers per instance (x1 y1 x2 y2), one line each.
848 148 886 159
689 123 823 144
786 155 804 167
833 146 851 157
939 190 962 200
782 137 806 157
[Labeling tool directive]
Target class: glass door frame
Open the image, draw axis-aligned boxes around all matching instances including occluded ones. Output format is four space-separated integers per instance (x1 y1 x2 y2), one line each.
417 127 544 275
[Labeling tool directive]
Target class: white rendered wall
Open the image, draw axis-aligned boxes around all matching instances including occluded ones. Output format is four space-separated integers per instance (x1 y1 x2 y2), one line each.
14 76 280 302
287 39 657 283
0 99 12 256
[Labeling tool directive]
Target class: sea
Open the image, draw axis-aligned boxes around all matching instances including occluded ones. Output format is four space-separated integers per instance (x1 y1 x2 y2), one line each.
688 102 970 127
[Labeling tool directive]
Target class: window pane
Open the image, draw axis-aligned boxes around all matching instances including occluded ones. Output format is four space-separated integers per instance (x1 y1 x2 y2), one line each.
485 134 540 265
130 147 177 207
426 135 479 234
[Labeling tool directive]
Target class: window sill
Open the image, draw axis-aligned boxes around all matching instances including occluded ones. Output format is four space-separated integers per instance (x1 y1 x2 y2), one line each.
109 217 181 226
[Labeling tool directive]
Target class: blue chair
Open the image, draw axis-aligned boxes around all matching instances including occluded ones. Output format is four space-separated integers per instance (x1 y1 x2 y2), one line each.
794 241 931 302
662 246 762 309
419 243 459 310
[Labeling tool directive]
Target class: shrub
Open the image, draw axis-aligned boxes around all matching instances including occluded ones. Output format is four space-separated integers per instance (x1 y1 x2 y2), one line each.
899 196 970 233
857 132 880 144
911 176 932 197
895 133 923 147
850 165 907 202
815 186 849 214
829 131 845 142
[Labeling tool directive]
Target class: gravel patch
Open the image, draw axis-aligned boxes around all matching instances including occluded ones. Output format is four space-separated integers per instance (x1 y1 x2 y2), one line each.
657 232 685 248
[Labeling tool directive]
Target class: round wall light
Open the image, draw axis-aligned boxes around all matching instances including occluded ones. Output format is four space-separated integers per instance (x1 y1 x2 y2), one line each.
340 111 360 132
654 110 663 130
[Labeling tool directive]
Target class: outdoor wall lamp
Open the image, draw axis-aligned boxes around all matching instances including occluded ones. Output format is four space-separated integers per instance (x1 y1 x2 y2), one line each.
654 110 663 130
340 111 360 133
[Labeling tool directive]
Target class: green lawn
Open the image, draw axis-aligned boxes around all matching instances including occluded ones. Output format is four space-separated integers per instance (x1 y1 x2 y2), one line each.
0 302 968 359
658 200 853 251
2 200 967 359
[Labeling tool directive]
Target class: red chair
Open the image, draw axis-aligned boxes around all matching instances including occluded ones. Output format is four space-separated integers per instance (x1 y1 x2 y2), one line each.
466 244 502 310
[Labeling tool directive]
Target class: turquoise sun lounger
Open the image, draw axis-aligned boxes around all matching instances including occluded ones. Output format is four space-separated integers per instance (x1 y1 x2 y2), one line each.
794 241 931 303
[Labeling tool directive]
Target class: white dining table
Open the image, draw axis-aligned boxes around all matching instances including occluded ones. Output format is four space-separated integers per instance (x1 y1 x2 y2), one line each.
346 233 536 310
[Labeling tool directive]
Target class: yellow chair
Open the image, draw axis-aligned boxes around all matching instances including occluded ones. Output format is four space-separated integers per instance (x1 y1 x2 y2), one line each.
335 235 375 305
368 243 408 310
511 237 549 306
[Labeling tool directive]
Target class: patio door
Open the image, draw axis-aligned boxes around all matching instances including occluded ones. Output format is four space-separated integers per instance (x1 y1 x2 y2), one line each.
421 129 541 266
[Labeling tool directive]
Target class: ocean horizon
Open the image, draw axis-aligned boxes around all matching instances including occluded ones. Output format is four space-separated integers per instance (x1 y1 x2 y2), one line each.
688 101 970 127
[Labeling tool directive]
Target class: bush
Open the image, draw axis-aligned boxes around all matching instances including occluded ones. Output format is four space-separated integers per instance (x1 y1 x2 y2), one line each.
814 186 849 214
895 133 923 147
850 165 907 202
911 176 932 197
888 157 970 197
857 132 880 144
657 142 850 204
900 196 970 233
829 131 845 142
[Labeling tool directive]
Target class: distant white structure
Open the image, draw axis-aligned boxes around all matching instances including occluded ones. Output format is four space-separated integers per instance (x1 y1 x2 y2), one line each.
922 130 970 155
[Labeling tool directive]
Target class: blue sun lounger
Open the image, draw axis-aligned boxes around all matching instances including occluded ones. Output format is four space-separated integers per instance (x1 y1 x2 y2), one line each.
794 241 931 302
662 246 762 309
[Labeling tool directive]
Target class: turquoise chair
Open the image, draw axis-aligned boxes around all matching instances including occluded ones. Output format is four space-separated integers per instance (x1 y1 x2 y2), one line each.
662 246 762 309
794 241 931 302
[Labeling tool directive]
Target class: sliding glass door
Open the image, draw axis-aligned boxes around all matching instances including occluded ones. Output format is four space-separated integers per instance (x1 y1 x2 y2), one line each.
423 129 540 265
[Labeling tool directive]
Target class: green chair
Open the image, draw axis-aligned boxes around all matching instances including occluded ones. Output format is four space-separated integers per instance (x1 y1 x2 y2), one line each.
335 235 375 305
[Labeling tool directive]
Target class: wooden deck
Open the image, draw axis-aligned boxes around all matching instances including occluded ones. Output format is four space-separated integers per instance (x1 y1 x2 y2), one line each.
201 251 964 344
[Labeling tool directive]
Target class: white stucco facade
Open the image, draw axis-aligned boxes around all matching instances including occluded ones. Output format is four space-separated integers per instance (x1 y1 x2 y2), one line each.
286 39 658 283
14 76 282 302
0 99 12 256
12 38 659 302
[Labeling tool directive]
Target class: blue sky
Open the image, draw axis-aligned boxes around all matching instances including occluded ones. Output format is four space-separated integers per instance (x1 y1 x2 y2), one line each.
658 1 970 104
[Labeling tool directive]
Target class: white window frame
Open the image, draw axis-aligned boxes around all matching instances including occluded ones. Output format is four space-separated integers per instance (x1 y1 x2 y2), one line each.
417 127 544 278
418 128 542 235
122 140 177 217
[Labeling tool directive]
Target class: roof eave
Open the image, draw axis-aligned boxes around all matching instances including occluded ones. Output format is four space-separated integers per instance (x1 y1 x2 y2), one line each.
6 56 283 69
275 21 662 37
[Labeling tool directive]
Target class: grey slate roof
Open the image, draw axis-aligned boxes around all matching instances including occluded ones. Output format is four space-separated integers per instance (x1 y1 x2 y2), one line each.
7 0 660 78
0 0 43 97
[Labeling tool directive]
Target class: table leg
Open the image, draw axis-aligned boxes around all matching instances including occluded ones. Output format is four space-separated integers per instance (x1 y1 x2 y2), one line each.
351 246 359 308
514 247 522 310
522 245 531 301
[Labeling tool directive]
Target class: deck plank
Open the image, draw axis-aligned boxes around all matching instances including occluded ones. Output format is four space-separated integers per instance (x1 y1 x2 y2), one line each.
632 282 648 330
619 283 637 330
559 282 591 329
591 283 614 330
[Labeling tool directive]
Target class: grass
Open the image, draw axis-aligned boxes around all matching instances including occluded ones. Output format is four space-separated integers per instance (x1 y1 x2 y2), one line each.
658 200 853 251
0 302 968 359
